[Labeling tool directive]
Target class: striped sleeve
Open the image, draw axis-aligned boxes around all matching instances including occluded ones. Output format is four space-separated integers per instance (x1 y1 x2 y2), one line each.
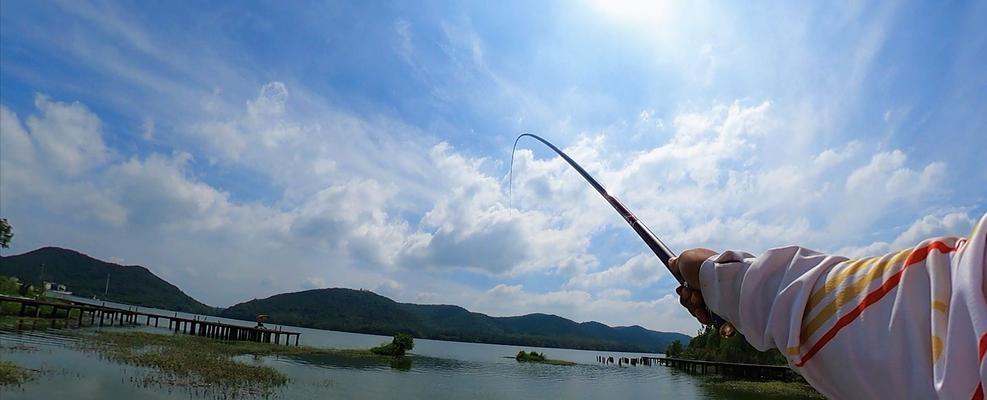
699 213 987 400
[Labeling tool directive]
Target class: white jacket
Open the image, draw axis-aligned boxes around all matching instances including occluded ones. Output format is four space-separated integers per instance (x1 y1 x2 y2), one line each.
699 214 986 399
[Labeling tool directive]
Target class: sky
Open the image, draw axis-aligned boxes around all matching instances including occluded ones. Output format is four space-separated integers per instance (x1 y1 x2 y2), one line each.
1 0 985 335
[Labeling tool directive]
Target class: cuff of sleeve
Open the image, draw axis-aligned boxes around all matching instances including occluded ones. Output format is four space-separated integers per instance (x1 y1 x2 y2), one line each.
698 254 721 317
698 252 747 329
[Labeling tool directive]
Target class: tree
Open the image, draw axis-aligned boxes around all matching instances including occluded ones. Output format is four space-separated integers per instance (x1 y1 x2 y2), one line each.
0 218 12 249
371 333 416 356
393 333 415 353
665 340 683 357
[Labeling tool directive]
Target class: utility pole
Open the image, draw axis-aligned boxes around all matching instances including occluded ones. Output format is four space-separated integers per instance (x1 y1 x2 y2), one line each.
104 273 110 296
39 263 45 297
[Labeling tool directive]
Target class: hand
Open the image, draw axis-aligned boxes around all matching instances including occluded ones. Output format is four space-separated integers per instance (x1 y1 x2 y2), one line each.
670 248 736 336
670 248 716 324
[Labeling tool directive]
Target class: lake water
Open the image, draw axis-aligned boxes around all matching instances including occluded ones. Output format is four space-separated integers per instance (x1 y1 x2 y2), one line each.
0 297 758 399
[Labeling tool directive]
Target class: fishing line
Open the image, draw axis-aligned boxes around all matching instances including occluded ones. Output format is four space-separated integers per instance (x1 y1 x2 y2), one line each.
509 133 727 330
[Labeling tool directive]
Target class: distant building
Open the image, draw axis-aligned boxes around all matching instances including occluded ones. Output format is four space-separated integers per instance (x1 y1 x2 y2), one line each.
43 281 71 294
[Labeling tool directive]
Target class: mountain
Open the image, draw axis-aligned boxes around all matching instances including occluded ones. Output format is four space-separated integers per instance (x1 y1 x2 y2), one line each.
221 288 690 353
0 247 689 352
0 247 217 315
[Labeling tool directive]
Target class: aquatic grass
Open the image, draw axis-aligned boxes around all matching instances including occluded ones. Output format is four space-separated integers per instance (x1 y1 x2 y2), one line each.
0 360 33 386
76 331 406 396
77 331 329 396
702 377 825 399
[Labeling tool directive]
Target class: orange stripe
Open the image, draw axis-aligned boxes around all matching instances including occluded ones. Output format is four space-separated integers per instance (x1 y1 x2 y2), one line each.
801 250 911 340
794 241 956 367
975 334 987 400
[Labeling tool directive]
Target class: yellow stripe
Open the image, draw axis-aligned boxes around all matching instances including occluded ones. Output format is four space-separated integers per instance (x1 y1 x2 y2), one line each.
800 249 912 341
931 336 944 361
932 300 948 314
805 257 878 314
786 346 800 356
971 217 985 241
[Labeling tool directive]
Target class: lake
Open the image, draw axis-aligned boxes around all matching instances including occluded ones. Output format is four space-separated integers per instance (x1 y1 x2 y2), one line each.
0 298 759 399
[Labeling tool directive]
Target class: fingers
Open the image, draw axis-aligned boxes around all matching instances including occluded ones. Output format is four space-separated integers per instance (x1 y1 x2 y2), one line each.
673 248 721 327
676 286 711 325
675 248 716 288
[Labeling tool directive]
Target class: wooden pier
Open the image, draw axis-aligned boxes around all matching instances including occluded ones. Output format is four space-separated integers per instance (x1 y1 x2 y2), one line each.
0 294 300 345
596 354 797 381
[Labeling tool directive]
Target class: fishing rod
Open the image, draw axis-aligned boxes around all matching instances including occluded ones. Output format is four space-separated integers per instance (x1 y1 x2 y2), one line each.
510 133 727 329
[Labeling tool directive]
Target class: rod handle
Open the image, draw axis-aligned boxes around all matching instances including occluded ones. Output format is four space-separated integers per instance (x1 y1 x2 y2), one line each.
709 312 728 330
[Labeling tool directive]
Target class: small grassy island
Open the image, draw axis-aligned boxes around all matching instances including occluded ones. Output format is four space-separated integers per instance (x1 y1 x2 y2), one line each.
0 360 33 386
515 350 576 366
371 333 415 356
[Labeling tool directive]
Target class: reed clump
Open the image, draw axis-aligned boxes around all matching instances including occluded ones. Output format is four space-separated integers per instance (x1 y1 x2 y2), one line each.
0 360 33 386
78 331 334 396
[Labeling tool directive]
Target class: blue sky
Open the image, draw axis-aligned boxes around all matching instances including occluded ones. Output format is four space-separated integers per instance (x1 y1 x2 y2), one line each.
1 0 984 334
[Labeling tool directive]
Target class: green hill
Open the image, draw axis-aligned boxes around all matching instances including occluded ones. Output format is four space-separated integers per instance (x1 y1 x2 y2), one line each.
221 288 689 352
0 247 217 315
0 247 689 352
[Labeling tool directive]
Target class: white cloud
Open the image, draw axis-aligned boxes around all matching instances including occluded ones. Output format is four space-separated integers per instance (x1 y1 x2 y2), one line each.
0 88 964 334
845 150 945 196
565 252 667 290
25 95 108 175
813 141 860 170
474 283 698 333
838 211 977 258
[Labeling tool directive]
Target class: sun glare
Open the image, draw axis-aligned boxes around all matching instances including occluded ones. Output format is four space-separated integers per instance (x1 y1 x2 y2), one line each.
592 0 674 24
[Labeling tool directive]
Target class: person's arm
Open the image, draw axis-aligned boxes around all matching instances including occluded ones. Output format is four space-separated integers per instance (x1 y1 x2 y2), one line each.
696 246 847 351
672 214 986 399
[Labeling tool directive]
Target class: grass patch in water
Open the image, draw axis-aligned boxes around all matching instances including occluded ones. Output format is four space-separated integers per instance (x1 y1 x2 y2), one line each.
77 331 358 396
0 360 33 386
515 350 576 366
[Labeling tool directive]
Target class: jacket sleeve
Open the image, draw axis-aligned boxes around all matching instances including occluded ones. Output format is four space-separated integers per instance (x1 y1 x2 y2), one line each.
697 214 986 400
698 246 848 351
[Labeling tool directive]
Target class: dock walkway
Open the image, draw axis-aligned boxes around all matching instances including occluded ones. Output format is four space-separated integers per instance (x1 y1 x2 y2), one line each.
0 294 300 345
596 354 796 381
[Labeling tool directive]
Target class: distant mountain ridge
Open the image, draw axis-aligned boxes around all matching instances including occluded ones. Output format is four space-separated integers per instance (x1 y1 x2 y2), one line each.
0 247 217 315
0 247 689 352
221 288 689 352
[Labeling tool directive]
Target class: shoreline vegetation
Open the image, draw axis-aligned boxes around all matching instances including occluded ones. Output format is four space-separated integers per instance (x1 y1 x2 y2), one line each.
515 350 576 366
702 378 826 399
664 325 824 399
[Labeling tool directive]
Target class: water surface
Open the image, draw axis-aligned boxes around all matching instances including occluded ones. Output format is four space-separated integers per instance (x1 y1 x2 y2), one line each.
1 298 733 399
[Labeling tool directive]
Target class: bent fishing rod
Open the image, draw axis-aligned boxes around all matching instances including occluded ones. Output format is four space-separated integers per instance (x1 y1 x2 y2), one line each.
511 133 728 330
